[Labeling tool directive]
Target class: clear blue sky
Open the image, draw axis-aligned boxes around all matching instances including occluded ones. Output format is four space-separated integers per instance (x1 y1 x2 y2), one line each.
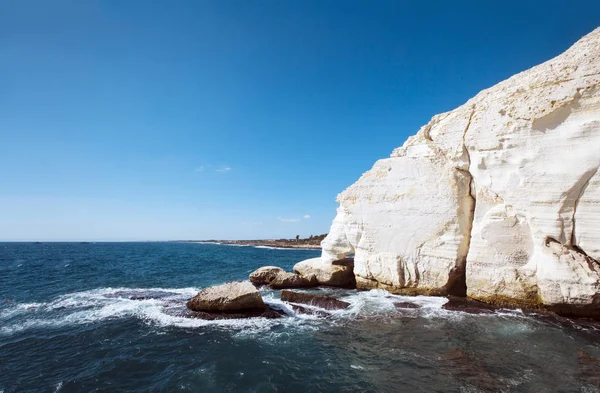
1 1 599 241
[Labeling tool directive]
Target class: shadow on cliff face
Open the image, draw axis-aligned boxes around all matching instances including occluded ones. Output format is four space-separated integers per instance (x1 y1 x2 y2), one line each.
441 266 467 297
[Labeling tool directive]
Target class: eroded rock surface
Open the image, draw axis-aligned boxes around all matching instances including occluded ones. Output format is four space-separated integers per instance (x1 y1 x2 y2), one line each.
186 281 264 313
280 290 350 310
249 266 319 289
311 28 600 316
293 258 356 288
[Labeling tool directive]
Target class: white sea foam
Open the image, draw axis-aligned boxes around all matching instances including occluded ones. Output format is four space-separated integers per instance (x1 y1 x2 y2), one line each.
190 242 318 251
222 244 250 247
0 286 322 337
0 286 533 337
253 245 319 251
329 289 451 320
189 242 249 247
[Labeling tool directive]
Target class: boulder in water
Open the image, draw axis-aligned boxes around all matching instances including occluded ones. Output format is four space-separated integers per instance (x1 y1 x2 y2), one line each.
281 290 350 310
250 266 286 285
186 281 265 313
293 258 356 288
249 266 319 289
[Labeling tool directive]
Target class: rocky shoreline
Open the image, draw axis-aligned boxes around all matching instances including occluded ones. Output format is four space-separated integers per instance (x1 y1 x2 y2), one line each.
181 30 600 321
185 257 355 319
191 235 327 249
183 255 600 321
218 240 321 249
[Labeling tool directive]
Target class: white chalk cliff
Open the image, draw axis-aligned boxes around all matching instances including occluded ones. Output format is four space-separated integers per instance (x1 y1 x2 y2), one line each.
307 28 600 315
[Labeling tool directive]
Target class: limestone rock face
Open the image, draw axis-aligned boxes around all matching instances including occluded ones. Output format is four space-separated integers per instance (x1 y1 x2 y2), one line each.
186 281 265 312
315 28 600 313
293 258 356 288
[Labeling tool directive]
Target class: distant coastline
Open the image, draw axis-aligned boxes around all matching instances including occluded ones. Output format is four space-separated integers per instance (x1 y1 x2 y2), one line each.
178 234 327 249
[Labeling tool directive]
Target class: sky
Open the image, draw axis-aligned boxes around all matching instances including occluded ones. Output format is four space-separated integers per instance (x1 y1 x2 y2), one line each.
1 1 599 241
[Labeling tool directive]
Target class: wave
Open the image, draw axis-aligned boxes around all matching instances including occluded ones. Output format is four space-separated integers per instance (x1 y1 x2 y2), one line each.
253 245 319 251
0 287 531 338
187 242 250 247
0 287 322 337
190 242 318 250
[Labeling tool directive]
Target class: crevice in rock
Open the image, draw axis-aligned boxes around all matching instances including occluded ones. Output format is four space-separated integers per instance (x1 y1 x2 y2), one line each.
444 105 477 297
570 165 599 247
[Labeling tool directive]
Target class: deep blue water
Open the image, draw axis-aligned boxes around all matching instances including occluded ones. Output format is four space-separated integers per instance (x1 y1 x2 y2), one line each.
1 242 600 393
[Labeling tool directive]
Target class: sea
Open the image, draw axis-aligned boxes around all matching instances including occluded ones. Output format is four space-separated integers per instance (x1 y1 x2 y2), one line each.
1 242 600 393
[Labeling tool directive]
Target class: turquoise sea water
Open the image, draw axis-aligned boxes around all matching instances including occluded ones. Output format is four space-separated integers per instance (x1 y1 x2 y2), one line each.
1 242 600 392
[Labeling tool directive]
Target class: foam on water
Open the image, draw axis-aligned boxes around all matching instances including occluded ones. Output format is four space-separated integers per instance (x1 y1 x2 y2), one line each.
0 285 539 338
0 286 328 337
253 245 319 251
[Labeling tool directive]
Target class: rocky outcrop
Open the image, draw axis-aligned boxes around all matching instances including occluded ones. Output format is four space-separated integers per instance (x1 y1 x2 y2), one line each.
280 290 351 310
250 266 287 285
186 281 265 313
249 266 319 289
293 258 356 288
304 28 600 317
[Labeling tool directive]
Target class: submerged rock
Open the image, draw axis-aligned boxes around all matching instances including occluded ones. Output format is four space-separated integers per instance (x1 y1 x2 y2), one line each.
307 27 600 317
187 306 285 320
394 302 420 309
280 290 350 310
288 303 329 317
186 281 264 313
442 296 498 314
293 258 356 288
249 266 319 289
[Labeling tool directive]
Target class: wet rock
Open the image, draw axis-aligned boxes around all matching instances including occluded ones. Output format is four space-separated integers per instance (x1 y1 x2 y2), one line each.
186 281 265 312
288 303 329 317
249 266 319 289
293 257 356 288
394 302 420 309
281 290 350 310
577 349 600 386
442 296 498 314
187 305 285 320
